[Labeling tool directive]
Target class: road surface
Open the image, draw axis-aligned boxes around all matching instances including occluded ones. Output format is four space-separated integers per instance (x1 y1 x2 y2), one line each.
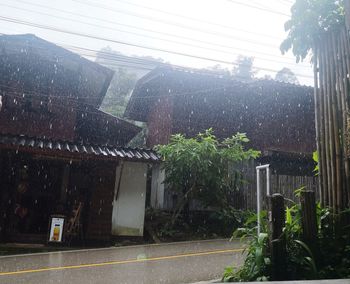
0 239 245 284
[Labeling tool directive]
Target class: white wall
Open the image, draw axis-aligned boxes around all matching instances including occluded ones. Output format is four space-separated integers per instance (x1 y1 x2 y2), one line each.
111 161 147 236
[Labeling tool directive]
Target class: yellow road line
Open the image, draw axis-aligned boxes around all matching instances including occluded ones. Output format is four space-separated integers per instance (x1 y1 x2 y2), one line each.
0 248 244 277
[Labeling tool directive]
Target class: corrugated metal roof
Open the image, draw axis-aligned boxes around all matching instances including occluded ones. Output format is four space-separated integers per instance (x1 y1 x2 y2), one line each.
0 134 160 162
0 34 114 108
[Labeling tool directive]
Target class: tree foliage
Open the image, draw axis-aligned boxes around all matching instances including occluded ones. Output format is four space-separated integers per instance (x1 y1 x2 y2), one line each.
95 47 163 117
232 55 256 80
275 67 300 84
280 0 345 62
156 129 260 222
223 199 350 281
96 47 138 117
101 67 137 117
205 64 231 76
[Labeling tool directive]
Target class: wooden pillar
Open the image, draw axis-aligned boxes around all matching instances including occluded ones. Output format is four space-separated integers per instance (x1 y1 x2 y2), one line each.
270 193 286 281
270 193 284 240
300 190 319 267
300 190 318 242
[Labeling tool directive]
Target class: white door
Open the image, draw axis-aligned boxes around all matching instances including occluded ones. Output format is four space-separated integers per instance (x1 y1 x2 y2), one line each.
111 161 147 236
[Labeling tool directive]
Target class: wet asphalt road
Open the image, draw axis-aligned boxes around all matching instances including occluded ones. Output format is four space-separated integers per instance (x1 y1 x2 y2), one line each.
0 239 244 284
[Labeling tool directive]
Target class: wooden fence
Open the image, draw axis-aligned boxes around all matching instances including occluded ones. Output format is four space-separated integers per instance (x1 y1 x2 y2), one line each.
162 159 318 211
230 160 318 211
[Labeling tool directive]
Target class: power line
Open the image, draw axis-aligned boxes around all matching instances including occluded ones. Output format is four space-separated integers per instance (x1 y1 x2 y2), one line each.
8 0 302 62
6 38 306 81
97 0 282 40
72 46 313 80
279 0 293 4
1 38 160 71
1 3 298 65
0 16 313 78
226 0 290 17
80 55 155 71
2 34 309 80
1 37 161 69
69 45 311 70
62 44 313 79
70 0 282 48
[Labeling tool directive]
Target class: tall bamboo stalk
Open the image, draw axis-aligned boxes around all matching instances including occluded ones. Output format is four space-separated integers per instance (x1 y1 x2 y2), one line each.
341 29 350 206
319 47 329 205
323 44 334 207
313 46 324 205
339 30 350 207
334 32 347 208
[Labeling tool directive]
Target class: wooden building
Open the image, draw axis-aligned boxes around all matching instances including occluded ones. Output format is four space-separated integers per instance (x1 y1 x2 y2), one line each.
0 34 159 243
125 66 318 210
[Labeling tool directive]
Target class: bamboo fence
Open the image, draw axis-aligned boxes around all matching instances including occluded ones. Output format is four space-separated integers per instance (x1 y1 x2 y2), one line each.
313 27 350 211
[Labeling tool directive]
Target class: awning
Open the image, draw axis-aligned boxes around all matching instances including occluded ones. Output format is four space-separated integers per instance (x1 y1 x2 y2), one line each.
0 134 160 162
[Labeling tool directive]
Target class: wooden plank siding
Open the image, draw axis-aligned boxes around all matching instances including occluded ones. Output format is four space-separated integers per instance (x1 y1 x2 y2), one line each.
85 165 116 242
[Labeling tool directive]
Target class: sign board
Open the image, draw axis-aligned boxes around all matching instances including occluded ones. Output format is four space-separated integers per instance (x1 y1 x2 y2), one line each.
48 216 65 242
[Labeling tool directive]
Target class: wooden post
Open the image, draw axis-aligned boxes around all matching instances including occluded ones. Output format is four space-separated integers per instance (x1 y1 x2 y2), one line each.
271 194 285 240
270 193 286 281
300 190 318 242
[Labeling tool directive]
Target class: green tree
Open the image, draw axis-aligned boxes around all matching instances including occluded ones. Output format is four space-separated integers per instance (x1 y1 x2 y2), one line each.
156 129 260 223
263 74 273 80
232 55 256 80
100 67 137 117
95 47 138 117
275 67 300 84
280 0 344 62
206 64 231 76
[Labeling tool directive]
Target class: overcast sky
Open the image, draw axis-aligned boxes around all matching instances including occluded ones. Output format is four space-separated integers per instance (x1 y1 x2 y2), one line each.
0 0 314 85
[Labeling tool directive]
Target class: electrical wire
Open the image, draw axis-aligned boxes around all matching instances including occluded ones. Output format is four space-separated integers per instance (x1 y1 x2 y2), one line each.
0 16 313 78
225 0 290 16
90 0 283 40
11 0 301 62
70 0 284 48
1 3 293 62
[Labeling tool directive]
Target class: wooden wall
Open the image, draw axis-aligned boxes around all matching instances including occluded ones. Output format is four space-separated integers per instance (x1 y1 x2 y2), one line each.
84 163 116 242
0 95 76 141
170 81 315 154
147 96 173 147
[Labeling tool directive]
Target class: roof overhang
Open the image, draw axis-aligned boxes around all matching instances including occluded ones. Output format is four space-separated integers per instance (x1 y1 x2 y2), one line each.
0 134 160 163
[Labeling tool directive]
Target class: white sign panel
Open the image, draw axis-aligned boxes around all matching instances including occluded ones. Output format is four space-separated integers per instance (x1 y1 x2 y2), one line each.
49 217 64 242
